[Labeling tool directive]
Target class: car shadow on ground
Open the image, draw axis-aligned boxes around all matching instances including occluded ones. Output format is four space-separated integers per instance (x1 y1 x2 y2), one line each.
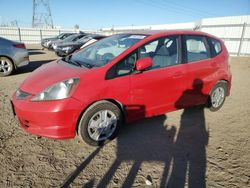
14 59 55 75
61 111 208 187
26 48 42 51
28 51 46 55
61 80 209 187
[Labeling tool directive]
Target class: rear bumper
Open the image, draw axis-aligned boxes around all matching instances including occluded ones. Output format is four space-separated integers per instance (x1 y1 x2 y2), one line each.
12 95 85 139
16 60 29 68
13 49 29 68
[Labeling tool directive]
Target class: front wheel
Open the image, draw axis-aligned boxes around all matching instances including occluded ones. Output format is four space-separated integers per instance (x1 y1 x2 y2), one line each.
209 82 227 111
78 101 122 146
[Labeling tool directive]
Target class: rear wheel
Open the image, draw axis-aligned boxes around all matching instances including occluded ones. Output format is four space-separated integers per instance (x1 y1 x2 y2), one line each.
0 57 14 76
209 82 227 111
78 101 122 146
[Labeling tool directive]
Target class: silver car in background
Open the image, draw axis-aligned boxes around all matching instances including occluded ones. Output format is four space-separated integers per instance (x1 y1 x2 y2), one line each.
0 37 29 76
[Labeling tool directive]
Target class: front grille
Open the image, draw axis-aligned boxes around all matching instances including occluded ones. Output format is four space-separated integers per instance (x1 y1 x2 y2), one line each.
16 89 31 100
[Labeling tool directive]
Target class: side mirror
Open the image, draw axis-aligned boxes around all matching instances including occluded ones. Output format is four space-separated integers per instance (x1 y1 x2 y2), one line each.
135 57 153 71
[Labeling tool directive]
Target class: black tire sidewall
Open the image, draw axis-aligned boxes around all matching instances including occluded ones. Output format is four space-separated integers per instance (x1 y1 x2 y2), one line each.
209 82 227 112
78 101 122 146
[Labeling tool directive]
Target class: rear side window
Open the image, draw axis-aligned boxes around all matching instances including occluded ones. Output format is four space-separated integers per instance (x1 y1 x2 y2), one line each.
208 37 222 56
184 35 210 62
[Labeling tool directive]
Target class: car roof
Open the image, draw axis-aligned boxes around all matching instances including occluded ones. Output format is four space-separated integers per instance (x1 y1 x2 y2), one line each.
0 36 16 44
122 30 218 39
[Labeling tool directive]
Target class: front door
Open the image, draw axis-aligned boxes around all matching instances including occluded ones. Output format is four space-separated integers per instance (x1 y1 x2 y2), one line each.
130 35 187 120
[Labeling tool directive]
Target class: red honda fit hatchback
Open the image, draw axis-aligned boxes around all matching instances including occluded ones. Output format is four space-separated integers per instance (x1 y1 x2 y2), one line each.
12 30 231 146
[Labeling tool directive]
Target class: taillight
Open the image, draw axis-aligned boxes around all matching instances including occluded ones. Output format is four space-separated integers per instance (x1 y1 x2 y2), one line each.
13 43 26 49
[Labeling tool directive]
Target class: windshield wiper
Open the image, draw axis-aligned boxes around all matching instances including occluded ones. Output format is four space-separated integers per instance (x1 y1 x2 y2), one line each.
62 55 94 69
62 55 83 67
77 61 93 69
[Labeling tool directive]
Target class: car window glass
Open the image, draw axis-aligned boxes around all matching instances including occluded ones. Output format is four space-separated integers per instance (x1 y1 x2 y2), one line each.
72 34 147 67
185 36 210 62
139 36 179 70
115 52 137 76
142 40 158 56
210 38 222 55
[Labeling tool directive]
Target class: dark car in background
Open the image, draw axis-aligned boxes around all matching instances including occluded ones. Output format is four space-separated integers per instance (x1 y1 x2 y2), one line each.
55 34 106 57
51 33 87 51
41 33 75 49
0 37 29 76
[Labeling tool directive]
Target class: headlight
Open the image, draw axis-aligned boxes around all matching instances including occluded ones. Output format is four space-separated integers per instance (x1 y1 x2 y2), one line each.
31 78 80 101
53 44 57 49
16 89 31 100
62 46 73 51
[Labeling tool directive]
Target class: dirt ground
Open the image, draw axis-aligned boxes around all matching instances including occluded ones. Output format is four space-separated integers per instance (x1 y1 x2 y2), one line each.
0 45 249 188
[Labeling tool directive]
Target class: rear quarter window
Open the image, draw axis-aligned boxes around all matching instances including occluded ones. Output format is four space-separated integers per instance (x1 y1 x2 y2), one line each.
208 37 222 57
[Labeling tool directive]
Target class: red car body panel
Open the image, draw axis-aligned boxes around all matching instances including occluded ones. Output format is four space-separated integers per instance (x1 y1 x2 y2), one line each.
20 60 91 95
12 97 84 139
12 30 232 139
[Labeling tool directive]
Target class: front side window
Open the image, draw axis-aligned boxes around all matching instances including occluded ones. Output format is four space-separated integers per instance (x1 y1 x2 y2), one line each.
139 35 179 70
111 35 179 78
71 34 147 67
185 35 210 62
115 52 137 76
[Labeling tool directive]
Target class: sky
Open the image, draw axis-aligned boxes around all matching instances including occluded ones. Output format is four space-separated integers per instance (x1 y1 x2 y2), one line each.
0 0 249 29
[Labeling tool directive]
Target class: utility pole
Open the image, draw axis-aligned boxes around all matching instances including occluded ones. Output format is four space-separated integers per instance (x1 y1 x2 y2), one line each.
32 0 54 28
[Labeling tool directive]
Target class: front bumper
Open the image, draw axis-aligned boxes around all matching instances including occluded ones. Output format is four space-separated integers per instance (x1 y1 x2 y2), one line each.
12 94 84 139
41 41 52 49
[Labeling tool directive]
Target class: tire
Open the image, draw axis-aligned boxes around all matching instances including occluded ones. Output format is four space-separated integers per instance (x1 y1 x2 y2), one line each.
0 56 14 77
209 82 227 112
78 100 122 146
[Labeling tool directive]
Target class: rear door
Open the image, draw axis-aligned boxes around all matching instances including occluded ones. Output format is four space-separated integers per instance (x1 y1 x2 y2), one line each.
181 35 214 106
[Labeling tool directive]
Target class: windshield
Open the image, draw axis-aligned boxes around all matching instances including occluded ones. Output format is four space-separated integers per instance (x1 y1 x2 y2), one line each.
71 34 147 67
57 33 65 39
63 34 79 42
77 36 92 43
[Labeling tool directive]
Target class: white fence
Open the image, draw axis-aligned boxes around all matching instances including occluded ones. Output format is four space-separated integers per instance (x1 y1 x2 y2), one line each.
0 27 79 43
0 15 249 56
102 16 250 56
199 16 250 56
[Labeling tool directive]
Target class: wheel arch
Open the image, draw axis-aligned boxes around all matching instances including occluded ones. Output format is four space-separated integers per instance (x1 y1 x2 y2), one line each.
210 79 229 96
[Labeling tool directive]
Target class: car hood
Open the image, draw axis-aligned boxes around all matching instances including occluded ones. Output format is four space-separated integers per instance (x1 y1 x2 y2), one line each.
20 60 89 95
51 39 63 45
57 42 80 47
42 37 57 41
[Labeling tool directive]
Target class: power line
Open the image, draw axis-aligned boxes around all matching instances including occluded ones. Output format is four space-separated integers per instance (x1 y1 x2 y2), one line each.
32 0 53 28
159 0 216 17
135 0 214 19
